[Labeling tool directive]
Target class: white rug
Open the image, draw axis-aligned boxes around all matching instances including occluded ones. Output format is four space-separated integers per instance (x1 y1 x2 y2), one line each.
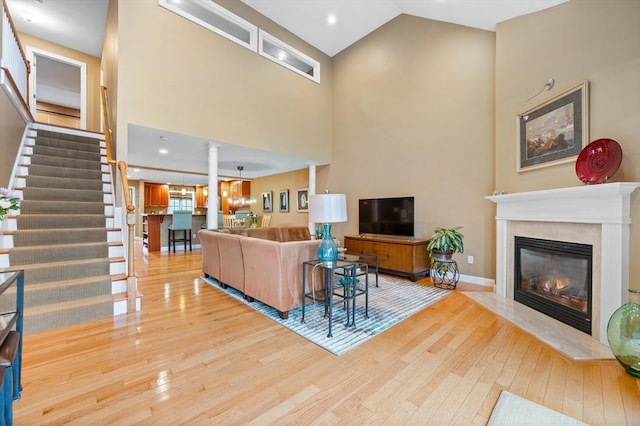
488 391 589 426
201 273 451 355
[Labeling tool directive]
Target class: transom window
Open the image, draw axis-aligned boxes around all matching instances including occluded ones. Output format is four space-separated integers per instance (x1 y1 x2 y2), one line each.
158 0 258 51
259 30 320 83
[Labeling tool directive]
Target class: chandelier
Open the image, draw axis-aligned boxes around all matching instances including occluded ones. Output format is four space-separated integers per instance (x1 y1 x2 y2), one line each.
228 166 256 206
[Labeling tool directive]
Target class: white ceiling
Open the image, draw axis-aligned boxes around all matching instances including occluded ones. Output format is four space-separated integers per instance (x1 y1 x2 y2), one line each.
5 0 567 185
241 0 567 57
126 124 314 186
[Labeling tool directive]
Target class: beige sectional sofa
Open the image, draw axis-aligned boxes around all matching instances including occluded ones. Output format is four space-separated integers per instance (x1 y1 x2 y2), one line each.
199 227 320 319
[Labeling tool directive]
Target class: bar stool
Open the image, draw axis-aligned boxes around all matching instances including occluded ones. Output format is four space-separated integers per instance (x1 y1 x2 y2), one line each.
168 210 192 253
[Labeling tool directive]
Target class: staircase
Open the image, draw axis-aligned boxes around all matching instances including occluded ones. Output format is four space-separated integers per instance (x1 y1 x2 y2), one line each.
1 124 127 334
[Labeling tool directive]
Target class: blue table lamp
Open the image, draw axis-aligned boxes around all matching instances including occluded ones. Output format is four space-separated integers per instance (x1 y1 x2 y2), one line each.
309 193 347 263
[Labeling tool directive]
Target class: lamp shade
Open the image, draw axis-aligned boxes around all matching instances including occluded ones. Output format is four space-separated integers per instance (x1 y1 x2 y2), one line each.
309 193 347 223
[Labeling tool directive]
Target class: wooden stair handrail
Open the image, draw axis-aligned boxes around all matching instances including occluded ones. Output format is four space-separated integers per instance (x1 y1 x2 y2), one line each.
2 0 29 73
117 161 135 214
100 86 115 165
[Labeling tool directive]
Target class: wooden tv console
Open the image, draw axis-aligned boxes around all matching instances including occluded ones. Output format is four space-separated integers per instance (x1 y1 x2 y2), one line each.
344 235 430 282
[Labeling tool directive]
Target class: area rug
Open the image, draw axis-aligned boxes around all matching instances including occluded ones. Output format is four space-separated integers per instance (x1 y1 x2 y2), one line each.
488 391 589 426
201 273 451 355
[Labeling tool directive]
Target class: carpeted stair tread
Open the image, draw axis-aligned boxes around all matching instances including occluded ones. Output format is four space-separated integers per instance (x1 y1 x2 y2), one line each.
32 144 101 162
30 154 103 171
23 295 113 334
15 258 111 285
12 228 108 246
25 164 103 180
33 136 101 154
22 187 104 203
9 242 108 265
19 200 106 214
24 294 113 315
16 214 106 229
0 275 113 309
36 130 103 145
24 175 104 191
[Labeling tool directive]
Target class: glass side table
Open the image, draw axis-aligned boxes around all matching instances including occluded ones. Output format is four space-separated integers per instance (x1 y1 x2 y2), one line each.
301 259 368 337
339 252 379 287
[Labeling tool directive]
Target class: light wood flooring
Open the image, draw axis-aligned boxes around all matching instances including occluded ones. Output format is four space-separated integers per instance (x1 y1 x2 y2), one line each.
14 248 640 425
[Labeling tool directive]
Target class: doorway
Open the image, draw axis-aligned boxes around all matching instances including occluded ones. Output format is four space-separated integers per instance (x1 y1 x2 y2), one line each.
26 47 87 129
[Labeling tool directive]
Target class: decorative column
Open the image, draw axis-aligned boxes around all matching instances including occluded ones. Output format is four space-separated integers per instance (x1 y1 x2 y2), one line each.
307 163 317 236
207 143 220 229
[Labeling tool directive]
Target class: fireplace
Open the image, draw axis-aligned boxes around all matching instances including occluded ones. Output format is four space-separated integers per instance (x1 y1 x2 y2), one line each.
514 237 592 335
487 182 640 347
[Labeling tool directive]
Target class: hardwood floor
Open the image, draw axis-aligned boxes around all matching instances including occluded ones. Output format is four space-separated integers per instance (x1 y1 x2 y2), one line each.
14 248 640 425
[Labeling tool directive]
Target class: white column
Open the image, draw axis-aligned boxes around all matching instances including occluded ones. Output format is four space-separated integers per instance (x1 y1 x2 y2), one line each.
307 163 317 236
207 143 220 229
599 222 629 345
495 218 508 298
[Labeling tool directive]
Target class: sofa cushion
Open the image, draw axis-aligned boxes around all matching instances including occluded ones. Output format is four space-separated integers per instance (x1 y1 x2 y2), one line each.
246 227 279 241
277 227 311 242
215 232 245 292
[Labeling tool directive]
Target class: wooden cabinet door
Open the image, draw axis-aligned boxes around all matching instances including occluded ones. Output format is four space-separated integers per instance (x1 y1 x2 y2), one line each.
144 184 152 207
144 183 169 207
158 185 169 206
195 186 208 208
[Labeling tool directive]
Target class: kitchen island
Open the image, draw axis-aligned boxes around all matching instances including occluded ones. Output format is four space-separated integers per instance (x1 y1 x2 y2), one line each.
141 213 207 252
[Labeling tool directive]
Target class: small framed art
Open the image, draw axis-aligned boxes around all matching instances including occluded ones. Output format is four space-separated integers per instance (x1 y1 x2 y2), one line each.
296 188 309 212
262 191 273 212
279 189 289 212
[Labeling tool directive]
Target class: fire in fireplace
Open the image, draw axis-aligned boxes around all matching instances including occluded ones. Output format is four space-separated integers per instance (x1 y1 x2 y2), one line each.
514 237 592 335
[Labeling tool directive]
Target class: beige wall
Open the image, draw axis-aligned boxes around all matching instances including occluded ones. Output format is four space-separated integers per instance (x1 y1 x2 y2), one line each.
18 33 102 133
495 0 640 289
114 0 333 165
330 14 496 278
0 90 27 187
249 166 329 228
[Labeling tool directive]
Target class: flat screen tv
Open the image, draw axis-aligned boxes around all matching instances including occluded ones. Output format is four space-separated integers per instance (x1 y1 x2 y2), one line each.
359 196 414 237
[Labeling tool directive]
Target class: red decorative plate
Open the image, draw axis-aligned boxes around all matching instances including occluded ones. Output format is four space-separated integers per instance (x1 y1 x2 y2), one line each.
575 138 622 184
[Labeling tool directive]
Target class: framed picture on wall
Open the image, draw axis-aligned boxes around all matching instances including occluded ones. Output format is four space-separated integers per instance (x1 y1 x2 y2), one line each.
262 191 273 212
279 189 289 212
517 80 588 172
296 188 309 212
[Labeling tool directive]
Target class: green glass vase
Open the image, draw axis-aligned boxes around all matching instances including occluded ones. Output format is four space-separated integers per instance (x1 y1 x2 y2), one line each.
606 289 640 378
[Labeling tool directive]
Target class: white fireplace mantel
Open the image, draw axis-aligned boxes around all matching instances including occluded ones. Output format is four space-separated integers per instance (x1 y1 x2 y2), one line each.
487 182 640 346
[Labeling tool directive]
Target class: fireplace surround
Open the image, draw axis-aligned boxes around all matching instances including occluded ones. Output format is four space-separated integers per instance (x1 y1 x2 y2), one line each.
487 182 640 346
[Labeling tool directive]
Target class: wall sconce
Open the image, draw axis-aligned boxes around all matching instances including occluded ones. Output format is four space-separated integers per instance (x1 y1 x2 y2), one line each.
519 78 554 121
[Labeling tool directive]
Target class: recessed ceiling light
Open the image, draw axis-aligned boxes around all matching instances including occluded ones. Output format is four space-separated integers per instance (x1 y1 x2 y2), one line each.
159 149 168 154
327 14 337 25
133 168 140 172
159 136 168 141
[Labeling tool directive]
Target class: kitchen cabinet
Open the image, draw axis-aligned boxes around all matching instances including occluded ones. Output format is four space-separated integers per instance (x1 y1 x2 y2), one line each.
142 214 164 252
144 183 169 207
196 186 208 208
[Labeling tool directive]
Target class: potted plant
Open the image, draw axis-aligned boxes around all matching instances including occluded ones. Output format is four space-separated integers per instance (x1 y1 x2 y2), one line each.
426 226 464 288
426 226 464 260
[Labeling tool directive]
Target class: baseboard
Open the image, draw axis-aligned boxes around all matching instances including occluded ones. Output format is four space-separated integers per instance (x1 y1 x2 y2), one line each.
459 273 495 287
